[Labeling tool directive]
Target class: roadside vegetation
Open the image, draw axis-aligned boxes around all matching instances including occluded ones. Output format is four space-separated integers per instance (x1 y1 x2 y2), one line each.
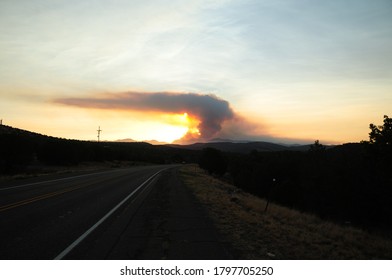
197 115 392 230
180 164 392 259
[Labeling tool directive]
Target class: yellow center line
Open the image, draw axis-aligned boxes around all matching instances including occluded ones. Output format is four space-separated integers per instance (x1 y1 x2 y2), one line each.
0 184 88 212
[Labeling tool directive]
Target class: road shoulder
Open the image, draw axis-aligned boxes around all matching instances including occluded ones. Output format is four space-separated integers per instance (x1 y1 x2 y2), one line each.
105 167 233 259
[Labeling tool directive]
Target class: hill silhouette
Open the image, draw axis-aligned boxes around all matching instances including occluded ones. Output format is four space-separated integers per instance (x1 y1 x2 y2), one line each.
0 124 312 174
169 141 311 154
0 124 197 174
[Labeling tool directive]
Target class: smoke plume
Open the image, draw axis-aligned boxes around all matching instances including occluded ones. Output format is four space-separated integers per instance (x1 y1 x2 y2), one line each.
55 91 235 141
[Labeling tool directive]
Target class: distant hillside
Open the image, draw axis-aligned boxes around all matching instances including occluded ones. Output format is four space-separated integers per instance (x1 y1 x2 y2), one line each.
169 141 311 153
0 124 49 140
115 138 169 145
0 124 198 174
0 124 313 158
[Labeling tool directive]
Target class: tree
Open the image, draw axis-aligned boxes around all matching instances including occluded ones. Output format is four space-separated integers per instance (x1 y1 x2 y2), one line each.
199 147 227 176
369 115 392 145
309 140 326 153
365 115 392 171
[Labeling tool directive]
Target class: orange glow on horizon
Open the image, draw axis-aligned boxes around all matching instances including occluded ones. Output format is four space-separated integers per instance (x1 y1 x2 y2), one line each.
180 113 201 136
163 112 201 143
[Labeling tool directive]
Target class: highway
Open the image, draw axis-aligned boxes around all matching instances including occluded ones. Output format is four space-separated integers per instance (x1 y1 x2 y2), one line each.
0 165 172 259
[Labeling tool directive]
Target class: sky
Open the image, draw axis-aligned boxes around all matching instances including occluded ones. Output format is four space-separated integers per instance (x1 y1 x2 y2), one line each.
1 0 391 144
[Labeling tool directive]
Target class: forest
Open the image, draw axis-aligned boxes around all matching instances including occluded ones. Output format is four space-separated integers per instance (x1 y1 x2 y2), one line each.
199 116 392 230
0 125 197 174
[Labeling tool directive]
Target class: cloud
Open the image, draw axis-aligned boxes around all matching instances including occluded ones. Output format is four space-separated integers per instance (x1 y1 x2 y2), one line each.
55 91 236 141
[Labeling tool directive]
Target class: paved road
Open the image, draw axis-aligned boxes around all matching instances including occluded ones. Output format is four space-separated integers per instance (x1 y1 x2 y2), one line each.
0 165 171 259
0 165 232 260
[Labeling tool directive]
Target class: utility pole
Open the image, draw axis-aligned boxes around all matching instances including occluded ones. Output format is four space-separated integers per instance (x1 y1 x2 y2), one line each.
97 126 102 142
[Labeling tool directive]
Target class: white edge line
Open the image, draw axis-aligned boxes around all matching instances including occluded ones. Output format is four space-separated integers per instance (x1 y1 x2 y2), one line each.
54 168 168 260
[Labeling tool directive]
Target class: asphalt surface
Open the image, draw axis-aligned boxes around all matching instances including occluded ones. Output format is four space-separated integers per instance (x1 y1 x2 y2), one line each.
0 165 231 260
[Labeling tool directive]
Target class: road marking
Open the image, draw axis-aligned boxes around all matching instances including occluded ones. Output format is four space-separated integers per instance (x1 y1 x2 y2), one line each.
0 184 87 212
54 168 168 260
0 168 128 191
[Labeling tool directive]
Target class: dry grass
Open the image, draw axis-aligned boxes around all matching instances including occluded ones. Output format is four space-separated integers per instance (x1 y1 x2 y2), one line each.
180 164 392 259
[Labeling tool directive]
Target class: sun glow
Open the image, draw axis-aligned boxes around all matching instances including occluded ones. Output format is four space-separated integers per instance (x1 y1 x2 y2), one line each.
178 113 201 135
162 112 201 143
179 112 201 137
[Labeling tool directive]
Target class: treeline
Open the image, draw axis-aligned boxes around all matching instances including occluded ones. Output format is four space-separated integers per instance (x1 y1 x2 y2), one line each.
0 125 197 174
199 116 392 229
227 144 391 227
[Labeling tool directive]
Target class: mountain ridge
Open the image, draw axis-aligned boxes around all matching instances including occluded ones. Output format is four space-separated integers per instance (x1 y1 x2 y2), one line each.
0 124 312 154
168 141 312 153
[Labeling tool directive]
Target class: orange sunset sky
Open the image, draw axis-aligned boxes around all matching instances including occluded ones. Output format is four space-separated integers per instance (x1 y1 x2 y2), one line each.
1 0 391 144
